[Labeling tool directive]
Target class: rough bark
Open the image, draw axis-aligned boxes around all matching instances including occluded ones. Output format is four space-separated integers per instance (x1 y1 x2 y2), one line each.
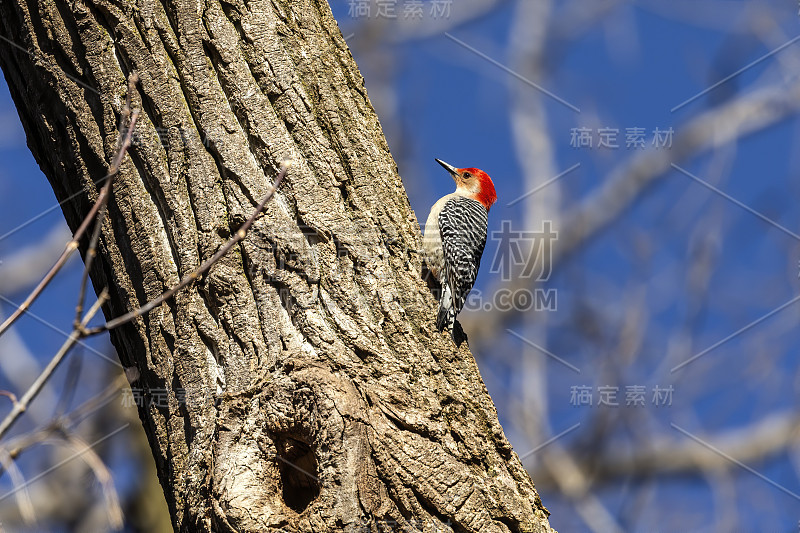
0 1 553 531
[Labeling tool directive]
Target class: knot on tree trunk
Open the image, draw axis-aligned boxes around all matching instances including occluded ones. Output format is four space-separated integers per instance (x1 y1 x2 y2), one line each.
211 359 380 532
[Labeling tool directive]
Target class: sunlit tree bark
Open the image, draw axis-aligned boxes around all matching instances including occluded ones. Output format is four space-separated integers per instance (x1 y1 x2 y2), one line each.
0 1 552 531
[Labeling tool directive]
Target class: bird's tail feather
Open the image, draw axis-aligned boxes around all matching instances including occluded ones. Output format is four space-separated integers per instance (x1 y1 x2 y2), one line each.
436 285 456 334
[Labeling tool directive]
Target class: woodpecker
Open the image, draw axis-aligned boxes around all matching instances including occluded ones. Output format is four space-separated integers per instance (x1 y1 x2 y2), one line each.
423 158 497 337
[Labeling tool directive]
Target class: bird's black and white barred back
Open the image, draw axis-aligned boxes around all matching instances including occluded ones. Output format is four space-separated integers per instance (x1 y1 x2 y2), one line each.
422 158 496 340
436 195 488 332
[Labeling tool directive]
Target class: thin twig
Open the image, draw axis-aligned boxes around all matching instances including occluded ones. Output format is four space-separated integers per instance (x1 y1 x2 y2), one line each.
0 374 127 473
53 354 83 418
58 430 124 530
0 203 103 337
0 161 287 441
0 426 129 506
86 161 291 335
0 290 109 441
75 75 139 328
73 201 107 330
0 74 140 338
0 448 35 526
58 373 126 430
0 391 18 408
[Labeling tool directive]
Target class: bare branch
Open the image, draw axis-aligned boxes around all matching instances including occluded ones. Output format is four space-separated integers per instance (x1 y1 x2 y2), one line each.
74 89 141 328
557 80 800 266
0 158 286 443
464 78 800 340
0 448 35 526
87 161 291 335
0 225 71 295
0 74 140 338
0 290 108 441
531 412 800 487
58 431 124 530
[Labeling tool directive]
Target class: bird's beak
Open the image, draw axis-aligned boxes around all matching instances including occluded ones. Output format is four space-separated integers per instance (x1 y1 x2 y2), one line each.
435 158 459 181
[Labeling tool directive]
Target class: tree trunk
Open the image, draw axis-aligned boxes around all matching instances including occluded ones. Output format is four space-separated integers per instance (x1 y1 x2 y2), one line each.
0 1 553 531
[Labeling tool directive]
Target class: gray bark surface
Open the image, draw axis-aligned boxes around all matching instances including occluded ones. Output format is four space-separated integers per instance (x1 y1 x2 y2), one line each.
0 1 553 531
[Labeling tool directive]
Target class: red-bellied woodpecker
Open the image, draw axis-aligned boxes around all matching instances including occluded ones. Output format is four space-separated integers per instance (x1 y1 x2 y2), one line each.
423 158 497 337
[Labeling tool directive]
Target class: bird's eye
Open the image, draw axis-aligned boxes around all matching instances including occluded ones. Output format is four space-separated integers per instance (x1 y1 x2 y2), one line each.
463 172 471 179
